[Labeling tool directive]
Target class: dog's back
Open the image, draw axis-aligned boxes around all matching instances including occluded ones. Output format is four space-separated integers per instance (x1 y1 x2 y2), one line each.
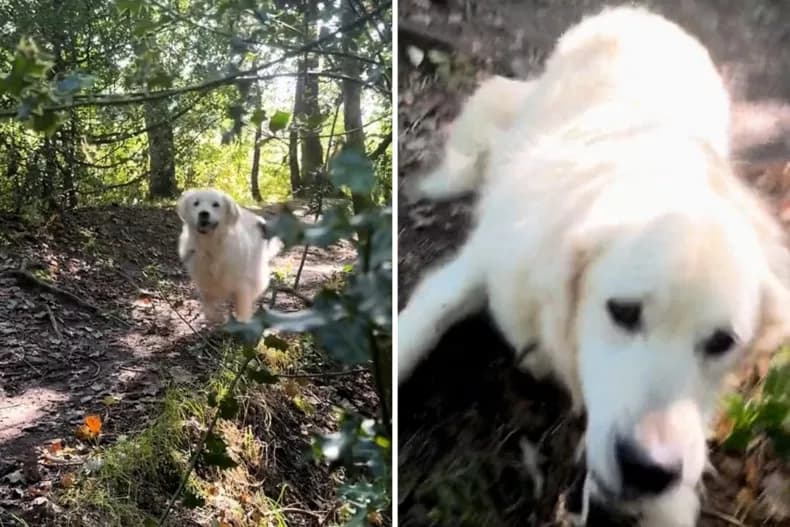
416 6 730 201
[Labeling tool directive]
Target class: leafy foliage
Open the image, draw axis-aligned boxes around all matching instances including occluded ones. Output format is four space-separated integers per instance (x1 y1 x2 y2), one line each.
158 147 391 525
0 0 392 212
723 347 790 458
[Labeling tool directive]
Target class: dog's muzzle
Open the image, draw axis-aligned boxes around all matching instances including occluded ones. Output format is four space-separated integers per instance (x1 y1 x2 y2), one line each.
196 211 217 233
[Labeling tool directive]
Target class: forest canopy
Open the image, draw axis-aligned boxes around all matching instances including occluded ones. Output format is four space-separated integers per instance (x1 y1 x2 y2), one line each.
0 0 393 212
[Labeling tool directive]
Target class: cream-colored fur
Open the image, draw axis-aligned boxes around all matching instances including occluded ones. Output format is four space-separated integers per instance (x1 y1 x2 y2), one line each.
176 188 283 324
399 6 790 526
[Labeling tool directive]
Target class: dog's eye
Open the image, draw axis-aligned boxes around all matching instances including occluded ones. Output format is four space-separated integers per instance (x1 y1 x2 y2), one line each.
606 299 642 332
193 200 200 207
212 202 220 208
702 329 736 357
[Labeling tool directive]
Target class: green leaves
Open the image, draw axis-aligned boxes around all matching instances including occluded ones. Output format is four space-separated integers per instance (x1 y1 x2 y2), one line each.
115 0 146 16
330 147 376 195
250 108 267 126
0 37 53 98
722 347 790 458
268 110 291 133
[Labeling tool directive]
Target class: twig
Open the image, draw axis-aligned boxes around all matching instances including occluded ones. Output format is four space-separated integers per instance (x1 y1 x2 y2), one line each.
701 507 747 527
43 304 61 339
278 367 368 379
274 285 314 307
1 268 130 327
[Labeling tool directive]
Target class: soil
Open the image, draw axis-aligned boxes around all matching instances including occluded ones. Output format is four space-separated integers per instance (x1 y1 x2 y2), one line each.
0 202 377 525
398 1 790 526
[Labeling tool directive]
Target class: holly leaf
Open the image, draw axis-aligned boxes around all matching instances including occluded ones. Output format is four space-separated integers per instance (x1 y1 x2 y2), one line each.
329 147 375 195
268 110 290 133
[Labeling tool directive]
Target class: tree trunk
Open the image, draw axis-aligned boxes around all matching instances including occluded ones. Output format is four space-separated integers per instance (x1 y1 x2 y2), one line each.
298 0 324 189
289 59 304 195
144 99 178 199
341 0 372 213
250 119 263 202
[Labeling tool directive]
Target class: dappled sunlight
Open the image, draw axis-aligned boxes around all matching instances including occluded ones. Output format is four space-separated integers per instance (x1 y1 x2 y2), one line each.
0 388 68 443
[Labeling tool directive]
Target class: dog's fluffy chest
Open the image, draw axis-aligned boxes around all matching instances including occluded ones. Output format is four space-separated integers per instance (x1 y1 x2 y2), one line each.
185 228 263 292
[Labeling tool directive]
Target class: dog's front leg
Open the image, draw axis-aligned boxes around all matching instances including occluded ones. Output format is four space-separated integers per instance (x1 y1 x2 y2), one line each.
398 238 486 381
233 289 255 323
201 292 226 325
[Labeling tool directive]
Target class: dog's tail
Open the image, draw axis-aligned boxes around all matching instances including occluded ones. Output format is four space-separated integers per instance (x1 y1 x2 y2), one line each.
414 75 535 201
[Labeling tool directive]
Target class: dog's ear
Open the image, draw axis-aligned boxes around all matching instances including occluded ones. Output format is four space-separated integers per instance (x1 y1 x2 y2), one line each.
176 190 193 222
223 193 241 224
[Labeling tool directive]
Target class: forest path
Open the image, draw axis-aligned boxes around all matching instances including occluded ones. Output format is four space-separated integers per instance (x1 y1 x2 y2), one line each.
0 201 360 522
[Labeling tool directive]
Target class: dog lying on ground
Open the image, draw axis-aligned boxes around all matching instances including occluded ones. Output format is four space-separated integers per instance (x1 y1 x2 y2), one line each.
399 6 790 527
176 188 283 324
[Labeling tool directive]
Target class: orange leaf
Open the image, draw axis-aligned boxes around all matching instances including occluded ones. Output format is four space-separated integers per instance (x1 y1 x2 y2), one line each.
84 415 102 435
48 439 63 454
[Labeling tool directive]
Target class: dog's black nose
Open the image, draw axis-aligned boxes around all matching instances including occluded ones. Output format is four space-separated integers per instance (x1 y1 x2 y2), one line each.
615 437 681 497
198 211 209 223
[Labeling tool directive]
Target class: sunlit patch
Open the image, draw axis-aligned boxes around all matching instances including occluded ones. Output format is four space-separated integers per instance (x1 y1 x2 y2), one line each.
0 388 68 442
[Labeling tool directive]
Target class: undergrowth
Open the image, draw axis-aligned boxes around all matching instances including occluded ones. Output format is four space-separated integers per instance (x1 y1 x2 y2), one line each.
722 346 790 458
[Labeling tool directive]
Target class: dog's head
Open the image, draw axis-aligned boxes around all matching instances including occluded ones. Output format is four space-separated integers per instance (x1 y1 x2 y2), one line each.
571 182 790 507
177 188 241 234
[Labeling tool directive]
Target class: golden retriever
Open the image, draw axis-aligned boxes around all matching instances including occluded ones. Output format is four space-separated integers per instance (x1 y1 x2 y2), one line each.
398 6 790 526
176 188 283 324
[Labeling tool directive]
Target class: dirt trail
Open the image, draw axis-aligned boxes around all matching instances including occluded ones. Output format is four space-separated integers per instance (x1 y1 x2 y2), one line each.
0 202 361 522
398 1 790 526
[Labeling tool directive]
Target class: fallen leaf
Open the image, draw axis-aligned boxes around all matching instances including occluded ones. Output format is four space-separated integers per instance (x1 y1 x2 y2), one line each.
368 511 384 526
2 470 24 485
75 425 92 441
47 439 63 454
60 473 76 489
744 456 761 490
84 415 102 436
133 294 153 307
735 487 755 514
102 395 120 406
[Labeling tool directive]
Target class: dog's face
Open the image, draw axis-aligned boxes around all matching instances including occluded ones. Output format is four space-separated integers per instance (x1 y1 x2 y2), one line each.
177 188 240 234
574 207 788 505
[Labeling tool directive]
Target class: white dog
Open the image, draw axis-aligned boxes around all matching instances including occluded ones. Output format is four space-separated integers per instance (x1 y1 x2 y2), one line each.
176 188 283 323
399 7 790 527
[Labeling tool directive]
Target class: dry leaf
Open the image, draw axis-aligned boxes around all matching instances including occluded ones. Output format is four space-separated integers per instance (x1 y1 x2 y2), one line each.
283 381 300 397
735 487 756 514
60 473 76 489
744 456 761 490
48 439 63 454
133 294 152 306
102 395 120 406
367 511 384 526
75 425 92 441
84 415 102 436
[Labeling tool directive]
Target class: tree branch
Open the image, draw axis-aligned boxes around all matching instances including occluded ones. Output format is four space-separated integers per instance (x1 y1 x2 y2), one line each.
0 1 391 118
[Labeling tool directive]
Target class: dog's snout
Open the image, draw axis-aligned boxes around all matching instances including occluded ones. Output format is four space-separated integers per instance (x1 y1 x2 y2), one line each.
615 436 681 497
198 211 210 223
